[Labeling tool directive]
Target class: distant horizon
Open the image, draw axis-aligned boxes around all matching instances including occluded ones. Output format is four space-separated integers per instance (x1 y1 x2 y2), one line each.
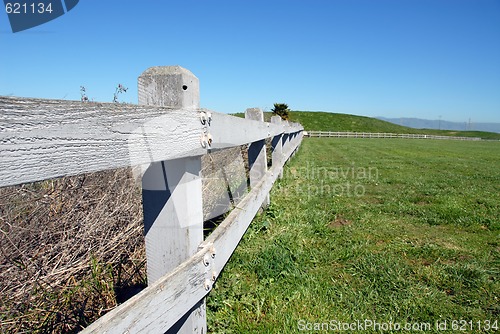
377 116 500 133
285 110 500 133
287 110 499 125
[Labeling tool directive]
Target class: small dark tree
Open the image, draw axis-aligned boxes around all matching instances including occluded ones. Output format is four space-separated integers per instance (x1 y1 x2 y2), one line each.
271 103 290 120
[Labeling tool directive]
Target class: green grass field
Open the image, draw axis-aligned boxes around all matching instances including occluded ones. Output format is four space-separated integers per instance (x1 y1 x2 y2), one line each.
207 138 499 333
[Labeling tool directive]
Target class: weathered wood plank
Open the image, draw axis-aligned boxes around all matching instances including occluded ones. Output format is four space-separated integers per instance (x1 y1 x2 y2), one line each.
80 245 210 334
0 96 302 188
208 110 301 149
0 96 204 187
81 129 303 334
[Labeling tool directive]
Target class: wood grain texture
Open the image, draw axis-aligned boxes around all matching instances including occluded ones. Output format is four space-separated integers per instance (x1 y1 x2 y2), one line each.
0 97 303 188
81 130 303 334
0 96 204 187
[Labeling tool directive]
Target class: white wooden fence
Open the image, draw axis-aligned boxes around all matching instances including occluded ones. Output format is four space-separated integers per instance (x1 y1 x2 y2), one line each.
306 131 482 141
0 66 303 333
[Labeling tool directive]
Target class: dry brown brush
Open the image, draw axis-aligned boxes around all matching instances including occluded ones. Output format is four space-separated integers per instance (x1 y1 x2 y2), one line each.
0 145 253 333
0 168 145 333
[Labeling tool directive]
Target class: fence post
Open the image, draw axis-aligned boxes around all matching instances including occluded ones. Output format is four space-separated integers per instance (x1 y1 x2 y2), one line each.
282 123 290 155
291 126 296 153
138 66 206 334
284 121 292 155
245 108 270 208
271 116 284 178
291 128 298 157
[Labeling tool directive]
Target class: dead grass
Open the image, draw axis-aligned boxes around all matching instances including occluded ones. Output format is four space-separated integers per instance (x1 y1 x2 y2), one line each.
202 146 249 221
0 168 145 333
0 145 254 332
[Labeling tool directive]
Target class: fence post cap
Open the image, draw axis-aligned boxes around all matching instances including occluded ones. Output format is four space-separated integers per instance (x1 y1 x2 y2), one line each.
245 107 264 122
138 65 200 109
270 115 282 124
140 65 195 77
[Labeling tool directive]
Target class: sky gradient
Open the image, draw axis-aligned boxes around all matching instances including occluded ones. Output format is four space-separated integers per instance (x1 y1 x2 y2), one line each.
1 0 499 122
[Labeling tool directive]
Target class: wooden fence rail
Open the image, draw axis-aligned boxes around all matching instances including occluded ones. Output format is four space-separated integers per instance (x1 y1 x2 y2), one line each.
0 66 303 333
306 131 482 141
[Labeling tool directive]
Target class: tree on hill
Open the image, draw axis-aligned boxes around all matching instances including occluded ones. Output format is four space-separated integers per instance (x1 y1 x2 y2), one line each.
271 103 290 120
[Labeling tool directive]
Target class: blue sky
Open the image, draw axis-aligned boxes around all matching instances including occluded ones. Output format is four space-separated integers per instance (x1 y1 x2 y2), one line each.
1 0 499 122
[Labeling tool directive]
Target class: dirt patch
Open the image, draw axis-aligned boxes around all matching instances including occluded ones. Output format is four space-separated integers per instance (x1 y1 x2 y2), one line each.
328 215 353 229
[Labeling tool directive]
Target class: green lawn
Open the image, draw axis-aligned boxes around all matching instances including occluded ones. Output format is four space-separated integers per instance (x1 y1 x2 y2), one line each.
207 138 499 333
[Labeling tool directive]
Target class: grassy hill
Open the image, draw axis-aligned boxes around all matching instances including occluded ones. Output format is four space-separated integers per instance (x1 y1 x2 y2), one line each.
287 111 500 140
